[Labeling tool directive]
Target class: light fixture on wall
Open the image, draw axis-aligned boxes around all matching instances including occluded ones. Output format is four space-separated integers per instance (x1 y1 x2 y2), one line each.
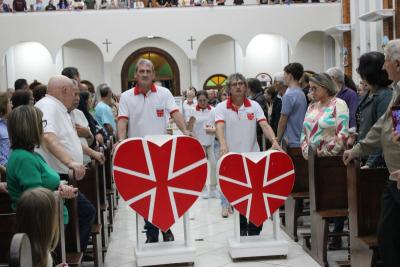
147 36 155 39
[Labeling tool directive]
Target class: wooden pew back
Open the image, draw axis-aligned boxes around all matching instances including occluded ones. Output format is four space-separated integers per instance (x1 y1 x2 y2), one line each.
0 192 16 264
347 161 388 238
287 147 309 193
308 146 347 212
9 233 32 267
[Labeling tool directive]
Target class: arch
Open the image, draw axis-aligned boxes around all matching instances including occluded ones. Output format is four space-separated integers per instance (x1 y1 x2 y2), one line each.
2 41 54 89
60 38 105 62
196 34 244 59
121 47 181 96
244 33 291 78
57 38 105 88
292 31 337 73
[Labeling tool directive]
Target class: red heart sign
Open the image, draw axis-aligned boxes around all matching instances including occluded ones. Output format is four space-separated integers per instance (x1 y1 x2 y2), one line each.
113 135 208 231
218 151 295 227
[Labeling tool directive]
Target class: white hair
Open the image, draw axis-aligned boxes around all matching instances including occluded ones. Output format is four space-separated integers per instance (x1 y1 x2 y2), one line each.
384 39 400 62
326 67 345 84
273 72 285 84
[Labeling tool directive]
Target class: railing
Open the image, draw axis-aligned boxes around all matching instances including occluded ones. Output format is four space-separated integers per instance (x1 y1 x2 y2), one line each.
1 0 341 13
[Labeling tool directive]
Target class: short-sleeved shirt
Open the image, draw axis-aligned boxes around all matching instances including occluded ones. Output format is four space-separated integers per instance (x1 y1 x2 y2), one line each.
95 101 116 131
70 109 91 164
192 105 214 146
118 84 179 138
182 99 197 122
0 118 10 166
6 149 69 223
35 95 83 174
281 87 307 147
214 98 267 153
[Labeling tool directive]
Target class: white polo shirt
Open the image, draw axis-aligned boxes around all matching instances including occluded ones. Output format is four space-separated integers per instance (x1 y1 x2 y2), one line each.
118 84 179 138
214 97 267 153
192 104 214 146
70 109 91 164
182 99 197 122
35 95 84 174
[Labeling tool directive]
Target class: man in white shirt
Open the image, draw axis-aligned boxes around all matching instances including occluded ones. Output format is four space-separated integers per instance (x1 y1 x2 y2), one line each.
215 73 282 236
35 75 97 253
117 58 190 243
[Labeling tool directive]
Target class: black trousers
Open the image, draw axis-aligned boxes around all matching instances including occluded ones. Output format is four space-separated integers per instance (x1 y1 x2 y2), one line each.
59 173 96 252
377 181 400 267
240 214 262 235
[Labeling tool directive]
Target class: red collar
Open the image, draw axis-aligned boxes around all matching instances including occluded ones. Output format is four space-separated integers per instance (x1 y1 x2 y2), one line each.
195 104 212 111
226 97 251 111
134 84 157 96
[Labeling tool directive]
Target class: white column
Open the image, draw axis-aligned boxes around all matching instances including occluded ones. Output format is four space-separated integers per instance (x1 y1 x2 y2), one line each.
189 59 199 90
103 61 112 88
0 58 8 91
351 0 361 79
233 41 243 73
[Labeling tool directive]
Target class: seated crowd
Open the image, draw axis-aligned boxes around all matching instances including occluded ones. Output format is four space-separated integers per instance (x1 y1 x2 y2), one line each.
0 0 337 12
0 38 399 267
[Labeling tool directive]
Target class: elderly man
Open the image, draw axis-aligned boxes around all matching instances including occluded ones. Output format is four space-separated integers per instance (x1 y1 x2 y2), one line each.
270 72 287 134
326 67 358 132
215 73 282 236
182 87 197 123
117 58 190 243
35 75 96 254
343 39 400 267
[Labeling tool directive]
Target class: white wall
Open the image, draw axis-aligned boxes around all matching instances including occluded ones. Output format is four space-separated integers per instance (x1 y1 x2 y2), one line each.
197 35 236 90
5 42 55 88
62 39 104 87
111 37 190 94
244 34 289 78
292 32 334 72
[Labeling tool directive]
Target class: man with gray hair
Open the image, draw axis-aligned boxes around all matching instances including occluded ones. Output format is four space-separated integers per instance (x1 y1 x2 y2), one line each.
326 67 358 131
270 72 287 134
117 58 190 243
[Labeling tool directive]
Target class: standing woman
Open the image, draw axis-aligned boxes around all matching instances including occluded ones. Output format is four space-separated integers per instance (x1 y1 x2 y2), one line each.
301 73 350 249
301 73 349 159
189 91 218 199
349 51 392 168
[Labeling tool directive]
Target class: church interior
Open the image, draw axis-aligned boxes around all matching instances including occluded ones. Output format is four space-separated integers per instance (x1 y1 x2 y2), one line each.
1 0 400 267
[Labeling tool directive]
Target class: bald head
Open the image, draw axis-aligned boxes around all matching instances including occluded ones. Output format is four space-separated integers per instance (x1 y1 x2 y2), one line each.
47 75 75 109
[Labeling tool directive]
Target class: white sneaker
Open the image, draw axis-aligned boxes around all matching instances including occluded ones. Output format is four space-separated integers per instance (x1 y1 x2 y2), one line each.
201 188 209 199
209 188 220 199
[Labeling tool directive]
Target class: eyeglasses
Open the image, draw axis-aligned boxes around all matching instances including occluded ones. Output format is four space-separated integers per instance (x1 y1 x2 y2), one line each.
198 99 208 102
42 119 47 128
230 81 245 87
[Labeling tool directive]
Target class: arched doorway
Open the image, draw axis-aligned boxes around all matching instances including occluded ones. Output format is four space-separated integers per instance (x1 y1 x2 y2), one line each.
121 47 180 95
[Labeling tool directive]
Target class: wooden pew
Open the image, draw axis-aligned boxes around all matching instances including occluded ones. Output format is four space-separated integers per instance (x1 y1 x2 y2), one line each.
104 141 115 234
0 192 16 265
302 146 349 267
54 192 83 267
9 233 32 267
75 160 103 267
347 161 388 267
282 147 309 242
97 148 109 255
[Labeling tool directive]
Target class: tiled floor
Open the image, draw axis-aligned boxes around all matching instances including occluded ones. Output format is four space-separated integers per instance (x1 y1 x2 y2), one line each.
102 197 346 267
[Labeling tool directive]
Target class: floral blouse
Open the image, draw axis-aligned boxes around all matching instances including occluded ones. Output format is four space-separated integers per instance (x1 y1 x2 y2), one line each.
301 97 349 159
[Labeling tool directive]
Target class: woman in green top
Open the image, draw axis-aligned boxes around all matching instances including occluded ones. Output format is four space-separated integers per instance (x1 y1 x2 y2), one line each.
6 105 77 223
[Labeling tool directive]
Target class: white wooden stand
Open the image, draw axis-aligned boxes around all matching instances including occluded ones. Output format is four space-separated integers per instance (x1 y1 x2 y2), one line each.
228 211 288 259
134 213 196 266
